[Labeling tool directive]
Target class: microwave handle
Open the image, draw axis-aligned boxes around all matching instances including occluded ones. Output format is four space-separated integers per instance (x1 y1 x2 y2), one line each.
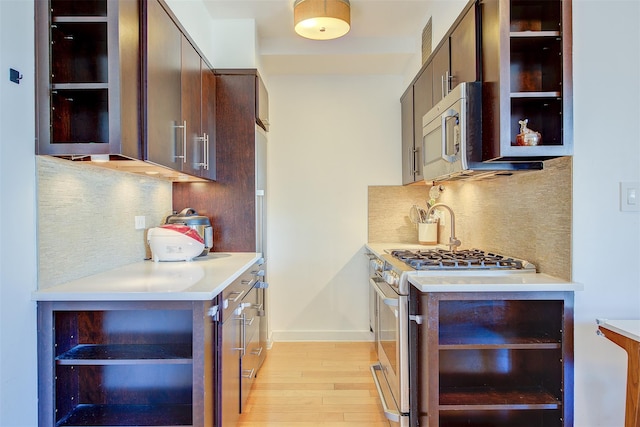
441 109 459 163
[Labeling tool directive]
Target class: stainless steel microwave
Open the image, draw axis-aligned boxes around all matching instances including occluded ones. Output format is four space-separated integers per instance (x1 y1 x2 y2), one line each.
421 81 542 182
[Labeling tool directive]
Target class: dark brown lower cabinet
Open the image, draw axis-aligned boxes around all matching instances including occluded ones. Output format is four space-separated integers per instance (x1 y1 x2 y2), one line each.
37 300 216 427
409 289 574 427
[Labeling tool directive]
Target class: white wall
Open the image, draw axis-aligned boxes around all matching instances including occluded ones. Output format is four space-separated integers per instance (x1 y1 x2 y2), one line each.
572 1 640 425
164 0 216 65
0 0 38 425
266 74 403 340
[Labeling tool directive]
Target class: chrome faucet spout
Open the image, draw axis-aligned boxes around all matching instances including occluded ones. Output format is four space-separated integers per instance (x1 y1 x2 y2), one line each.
426 203 461 251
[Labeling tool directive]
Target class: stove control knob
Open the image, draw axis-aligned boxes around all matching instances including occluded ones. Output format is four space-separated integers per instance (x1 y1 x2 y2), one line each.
383 270 399 286
370 258 384 272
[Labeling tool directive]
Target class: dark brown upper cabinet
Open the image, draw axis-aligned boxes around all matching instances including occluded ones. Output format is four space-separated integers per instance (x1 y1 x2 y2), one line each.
401 85 420 185
402 1 478 184
36 0 140 157
481 0 573 159
142 0 217 179
36 0 216 181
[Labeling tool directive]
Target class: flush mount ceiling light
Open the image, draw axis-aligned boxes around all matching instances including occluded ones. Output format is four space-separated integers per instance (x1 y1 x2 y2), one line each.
294 0 351 40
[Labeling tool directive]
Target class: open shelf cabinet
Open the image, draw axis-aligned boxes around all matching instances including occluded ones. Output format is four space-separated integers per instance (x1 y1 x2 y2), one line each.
409 290 574 427
36 0 140 156
38 300 215 427
481 0 572 160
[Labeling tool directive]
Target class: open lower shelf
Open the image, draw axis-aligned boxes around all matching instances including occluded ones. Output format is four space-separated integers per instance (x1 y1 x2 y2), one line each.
440 386 561 410
56 344 193 365
57 403 192 427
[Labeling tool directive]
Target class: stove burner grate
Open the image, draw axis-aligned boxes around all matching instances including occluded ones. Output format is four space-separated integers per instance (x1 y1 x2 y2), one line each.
390 248 529 271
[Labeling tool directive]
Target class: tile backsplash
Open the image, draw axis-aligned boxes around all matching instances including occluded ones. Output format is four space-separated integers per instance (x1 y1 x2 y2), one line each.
37 156 172 288
368 156 572 280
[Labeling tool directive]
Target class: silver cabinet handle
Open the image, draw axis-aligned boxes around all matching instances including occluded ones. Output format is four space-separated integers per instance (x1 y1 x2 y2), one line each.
182 120 187 163
241 279 257 288
409 314 423 325
370 364 401 422
244 316 255 326
232 313 245 353
204 133 209 170
207 305 219 321
228 290 244 303
195 133 209 170
172 121 187 163
250 347 263 356
445 71 451 95
242 368 255 379
251 269 266 277
241 312 247 356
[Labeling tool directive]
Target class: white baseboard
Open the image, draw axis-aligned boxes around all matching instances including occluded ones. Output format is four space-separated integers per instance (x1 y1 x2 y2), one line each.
270 329 374 342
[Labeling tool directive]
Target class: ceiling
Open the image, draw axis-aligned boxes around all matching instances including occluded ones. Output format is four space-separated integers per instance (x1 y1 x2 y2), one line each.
200 0 433 75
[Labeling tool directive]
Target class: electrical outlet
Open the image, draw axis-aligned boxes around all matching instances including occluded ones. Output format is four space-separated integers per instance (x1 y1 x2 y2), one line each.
134 215 146 230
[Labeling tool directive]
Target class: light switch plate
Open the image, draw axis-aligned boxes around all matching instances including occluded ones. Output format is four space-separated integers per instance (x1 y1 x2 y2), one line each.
620 182 639 212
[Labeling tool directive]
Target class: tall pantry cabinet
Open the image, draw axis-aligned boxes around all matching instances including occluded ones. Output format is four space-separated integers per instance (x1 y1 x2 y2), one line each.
172 69 270 417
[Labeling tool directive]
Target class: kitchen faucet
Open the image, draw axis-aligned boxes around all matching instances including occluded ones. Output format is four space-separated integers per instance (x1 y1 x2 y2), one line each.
426 203 461 252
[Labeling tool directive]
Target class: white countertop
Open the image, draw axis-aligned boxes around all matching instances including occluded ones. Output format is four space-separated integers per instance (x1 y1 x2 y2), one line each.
32 252 262 301
408 271 582 292
365 242 582 293
597 319 640 343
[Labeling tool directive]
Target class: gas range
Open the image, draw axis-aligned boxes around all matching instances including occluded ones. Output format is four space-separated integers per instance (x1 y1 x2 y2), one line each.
389 248 536 272
370 247 536 295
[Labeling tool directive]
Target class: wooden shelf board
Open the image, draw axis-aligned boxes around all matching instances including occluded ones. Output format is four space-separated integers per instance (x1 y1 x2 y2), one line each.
440 342 561 350
52 83 109 90
52 16 108 23
510 91 561 98
56 344 193 365
440 386 561 410
510 31 561 38
439 325 561 348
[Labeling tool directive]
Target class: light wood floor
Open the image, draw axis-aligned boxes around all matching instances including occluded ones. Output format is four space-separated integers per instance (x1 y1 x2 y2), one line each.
237 341 391 427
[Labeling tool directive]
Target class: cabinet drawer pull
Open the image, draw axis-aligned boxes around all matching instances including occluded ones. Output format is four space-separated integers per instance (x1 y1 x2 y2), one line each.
244 317 255 326
250 347 263 357
242 368 255 379
228 290 244 302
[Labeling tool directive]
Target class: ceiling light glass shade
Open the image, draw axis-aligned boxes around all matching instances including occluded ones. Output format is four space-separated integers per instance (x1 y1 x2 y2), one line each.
294 0 351 40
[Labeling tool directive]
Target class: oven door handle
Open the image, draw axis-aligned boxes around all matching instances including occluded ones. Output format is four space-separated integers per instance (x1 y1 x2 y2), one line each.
369 278 399 307
370 364 401 422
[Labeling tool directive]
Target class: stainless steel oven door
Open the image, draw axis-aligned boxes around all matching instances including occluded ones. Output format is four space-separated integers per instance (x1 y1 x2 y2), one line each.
370 277 409 426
